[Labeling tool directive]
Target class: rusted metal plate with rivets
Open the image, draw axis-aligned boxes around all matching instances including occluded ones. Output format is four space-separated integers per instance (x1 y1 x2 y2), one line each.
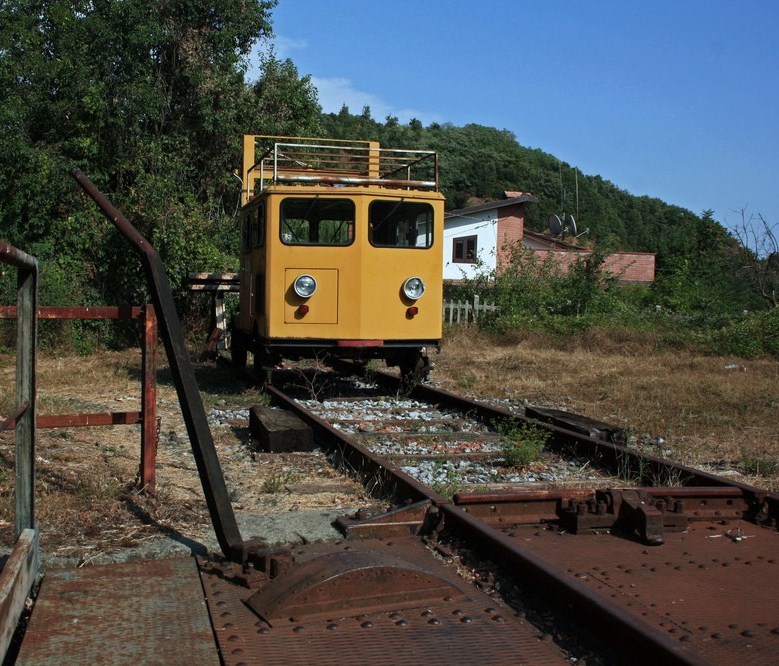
501 519 779 665
200 539 567 665
16 559 218 665
246 546 467 624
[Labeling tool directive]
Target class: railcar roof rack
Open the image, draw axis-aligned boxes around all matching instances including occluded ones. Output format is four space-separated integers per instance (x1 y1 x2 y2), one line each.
240 135 438 205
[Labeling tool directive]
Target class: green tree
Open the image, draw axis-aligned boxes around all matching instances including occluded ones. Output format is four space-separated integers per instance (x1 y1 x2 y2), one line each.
1 0 319 330
244 52 322 139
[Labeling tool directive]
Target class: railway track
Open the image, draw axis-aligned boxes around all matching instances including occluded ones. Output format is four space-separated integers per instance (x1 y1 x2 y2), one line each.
15 179 773 665
251 363 779 666
14 363 778 665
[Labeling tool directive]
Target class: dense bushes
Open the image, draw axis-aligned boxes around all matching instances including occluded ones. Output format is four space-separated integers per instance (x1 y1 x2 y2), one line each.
453 243 779 358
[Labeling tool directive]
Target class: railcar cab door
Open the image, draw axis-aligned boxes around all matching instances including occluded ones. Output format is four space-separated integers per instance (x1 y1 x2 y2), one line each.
238 199 266 334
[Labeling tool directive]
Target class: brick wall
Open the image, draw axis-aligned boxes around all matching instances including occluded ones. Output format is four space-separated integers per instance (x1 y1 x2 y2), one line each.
454 200 656 285
496 205 525 266
529 249 655 283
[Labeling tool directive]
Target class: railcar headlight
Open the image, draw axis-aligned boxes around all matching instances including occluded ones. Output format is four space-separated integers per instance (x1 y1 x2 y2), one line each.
402 277 425 300
293 274 317 298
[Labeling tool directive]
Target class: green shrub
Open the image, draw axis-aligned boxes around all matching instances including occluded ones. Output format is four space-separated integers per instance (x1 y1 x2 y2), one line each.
451 238 779 359
708 309 779 358
496 421 550 467
740 455 779 477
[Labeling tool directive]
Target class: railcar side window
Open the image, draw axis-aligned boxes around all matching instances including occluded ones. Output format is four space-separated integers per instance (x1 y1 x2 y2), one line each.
241 214 251 253
280 198 355 246
252 202 265 247
368 201 433 248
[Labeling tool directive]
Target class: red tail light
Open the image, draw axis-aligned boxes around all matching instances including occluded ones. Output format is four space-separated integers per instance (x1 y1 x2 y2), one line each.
297 304 310 315
406 306 419 318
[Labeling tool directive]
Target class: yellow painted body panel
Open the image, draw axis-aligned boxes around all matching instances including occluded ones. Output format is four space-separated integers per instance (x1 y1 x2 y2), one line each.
283 268 339 324
238 185 444 346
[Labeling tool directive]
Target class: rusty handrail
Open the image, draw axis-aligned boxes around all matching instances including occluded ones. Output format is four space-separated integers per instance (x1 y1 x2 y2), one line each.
1 304 159 491
0 241 38 273
71 170 244 562
0 403 28 434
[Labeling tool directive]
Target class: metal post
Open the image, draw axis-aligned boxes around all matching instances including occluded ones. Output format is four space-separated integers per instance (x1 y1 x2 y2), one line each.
0 241 38 538
141 304 157 492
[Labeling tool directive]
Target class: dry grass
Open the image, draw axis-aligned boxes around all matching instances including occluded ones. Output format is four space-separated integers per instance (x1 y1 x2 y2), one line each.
0 350 377 559
434 326 779 490
0 329 777 559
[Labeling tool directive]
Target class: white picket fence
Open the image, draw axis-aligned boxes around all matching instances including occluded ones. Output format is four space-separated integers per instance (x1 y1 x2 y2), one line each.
442 295 497 324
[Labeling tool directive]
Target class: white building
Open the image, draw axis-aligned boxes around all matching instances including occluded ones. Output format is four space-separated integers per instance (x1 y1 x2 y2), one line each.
443 193 536 281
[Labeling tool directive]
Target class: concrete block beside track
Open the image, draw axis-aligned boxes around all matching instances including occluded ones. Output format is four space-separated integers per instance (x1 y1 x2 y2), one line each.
249 405 315 452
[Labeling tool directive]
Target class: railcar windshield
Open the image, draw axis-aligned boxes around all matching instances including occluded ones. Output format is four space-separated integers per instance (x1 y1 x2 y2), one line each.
280 198 355 245
368 201 433 248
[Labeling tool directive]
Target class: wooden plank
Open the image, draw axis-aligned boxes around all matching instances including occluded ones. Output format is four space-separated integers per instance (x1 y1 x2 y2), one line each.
0 528 40 662
187 284 240 292
15 264 36 536
186 271 240 294
188 272 239 280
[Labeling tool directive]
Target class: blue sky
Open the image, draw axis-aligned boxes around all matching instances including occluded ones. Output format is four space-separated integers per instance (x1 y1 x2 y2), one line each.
256 1 778 230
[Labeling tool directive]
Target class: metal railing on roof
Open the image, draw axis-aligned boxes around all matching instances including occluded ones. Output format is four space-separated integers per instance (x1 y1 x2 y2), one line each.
242 136 438 202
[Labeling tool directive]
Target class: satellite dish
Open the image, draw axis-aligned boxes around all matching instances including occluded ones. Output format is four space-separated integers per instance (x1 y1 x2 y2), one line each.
564 214 577 238
547 214 562 237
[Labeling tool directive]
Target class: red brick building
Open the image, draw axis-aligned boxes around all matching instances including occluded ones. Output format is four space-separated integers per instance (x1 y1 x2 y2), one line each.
444 193 655 285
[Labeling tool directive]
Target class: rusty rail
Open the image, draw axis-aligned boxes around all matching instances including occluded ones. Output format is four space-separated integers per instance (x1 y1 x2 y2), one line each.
264 385 442 506
350 364 774 513
266 367 778 665
71 170 244 562
436 504 708 666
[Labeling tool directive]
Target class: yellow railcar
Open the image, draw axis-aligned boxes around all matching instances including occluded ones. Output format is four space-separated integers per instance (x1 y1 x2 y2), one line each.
232 135 445 379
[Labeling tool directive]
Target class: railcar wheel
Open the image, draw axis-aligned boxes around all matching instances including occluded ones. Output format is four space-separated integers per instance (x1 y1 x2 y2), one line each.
398 350 431 386
253 347 279 385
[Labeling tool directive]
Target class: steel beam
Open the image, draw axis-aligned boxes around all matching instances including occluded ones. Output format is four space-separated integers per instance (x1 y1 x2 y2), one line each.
72 170 243 562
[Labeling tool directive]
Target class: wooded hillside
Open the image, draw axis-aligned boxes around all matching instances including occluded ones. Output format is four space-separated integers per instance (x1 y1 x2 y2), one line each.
1 1 773 354
320 107 761 313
